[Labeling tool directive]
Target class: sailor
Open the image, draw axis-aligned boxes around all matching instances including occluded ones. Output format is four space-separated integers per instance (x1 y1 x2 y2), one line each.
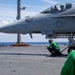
60 4 64 10
66 3 72 9
60 50 75 75
54 5 58 11
47 39 61 56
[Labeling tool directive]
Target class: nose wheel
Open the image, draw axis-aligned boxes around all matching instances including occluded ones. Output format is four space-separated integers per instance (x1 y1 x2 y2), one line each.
68 47 75 54
67 33 75 54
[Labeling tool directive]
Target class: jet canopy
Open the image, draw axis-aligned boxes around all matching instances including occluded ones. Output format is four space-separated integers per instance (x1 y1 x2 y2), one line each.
42 3 75 13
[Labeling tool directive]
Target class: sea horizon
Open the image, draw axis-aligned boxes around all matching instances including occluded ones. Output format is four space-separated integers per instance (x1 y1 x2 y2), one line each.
0 42 69 46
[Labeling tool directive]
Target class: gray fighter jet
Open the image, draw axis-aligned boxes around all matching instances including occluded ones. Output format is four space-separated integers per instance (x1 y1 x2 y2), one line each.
0 3 75 53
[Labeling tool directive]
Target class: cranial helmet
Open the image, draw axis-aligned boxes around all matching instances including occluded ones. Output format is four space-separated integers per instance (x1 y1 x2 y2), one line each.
49 39 53 42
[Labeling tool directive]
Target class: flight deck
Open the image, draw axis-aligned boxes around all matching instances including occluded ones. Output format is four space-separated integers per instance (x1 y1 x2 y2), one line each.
0 45 67 75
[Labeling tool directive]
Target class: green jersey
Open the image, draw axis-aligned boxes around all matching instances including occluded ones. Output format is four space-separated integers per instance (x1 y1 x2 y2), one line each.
47 41 60 50
61 50 75 75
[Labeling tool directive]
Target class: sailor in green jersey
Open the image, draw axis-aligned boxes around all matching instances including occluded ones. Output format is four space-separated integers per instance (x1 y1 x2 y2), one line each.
60 50 75 75
47 39 61 56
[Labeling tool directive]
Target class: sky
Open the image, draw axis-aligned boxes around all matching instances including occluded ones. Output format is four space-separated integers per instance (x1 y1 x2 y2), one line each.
0 0 75 42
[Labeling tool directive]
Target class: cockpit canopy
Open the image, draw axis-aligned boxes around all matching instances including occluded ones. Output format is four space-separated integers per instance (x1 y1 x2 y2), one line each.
41 3 75 13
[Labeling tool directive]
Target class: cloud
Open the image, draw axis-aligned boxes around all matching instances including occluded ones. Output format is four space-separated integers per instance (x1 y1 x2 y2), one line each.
0 6 38 21
0 1 48 21
40 0 59 5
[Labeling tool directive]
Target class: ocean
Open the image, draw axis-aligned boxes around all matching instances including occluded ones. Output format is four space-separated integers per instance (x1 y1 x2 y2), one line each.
0 42 69 46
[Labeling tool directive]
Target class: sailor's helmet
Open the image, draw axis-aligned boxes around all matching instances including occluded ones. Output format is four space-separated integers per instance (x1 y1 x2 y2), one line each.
49 39 53 42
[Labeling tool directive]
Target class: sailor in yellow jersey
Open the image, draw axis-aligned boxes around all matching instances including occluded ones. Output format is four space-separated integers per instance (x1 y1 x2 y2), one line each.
60 50 75 75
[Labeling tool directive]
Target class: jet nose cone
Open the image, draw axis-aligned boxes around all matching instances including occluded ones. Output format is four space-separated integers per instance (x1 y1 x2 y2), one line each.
0 23 15 33
0 21 14 33
0 26 10 33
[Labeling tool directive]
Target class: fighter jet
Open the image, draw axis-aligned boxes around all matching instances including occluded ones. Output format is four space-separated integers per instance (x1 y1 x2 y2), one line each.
0 3 75 53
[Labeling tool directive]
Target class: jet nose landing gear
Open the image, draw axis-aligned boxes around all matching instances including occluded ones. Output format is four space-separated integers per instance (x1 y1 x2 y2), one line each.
67 33 75 54
68 47 75 53
60 33 75 54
